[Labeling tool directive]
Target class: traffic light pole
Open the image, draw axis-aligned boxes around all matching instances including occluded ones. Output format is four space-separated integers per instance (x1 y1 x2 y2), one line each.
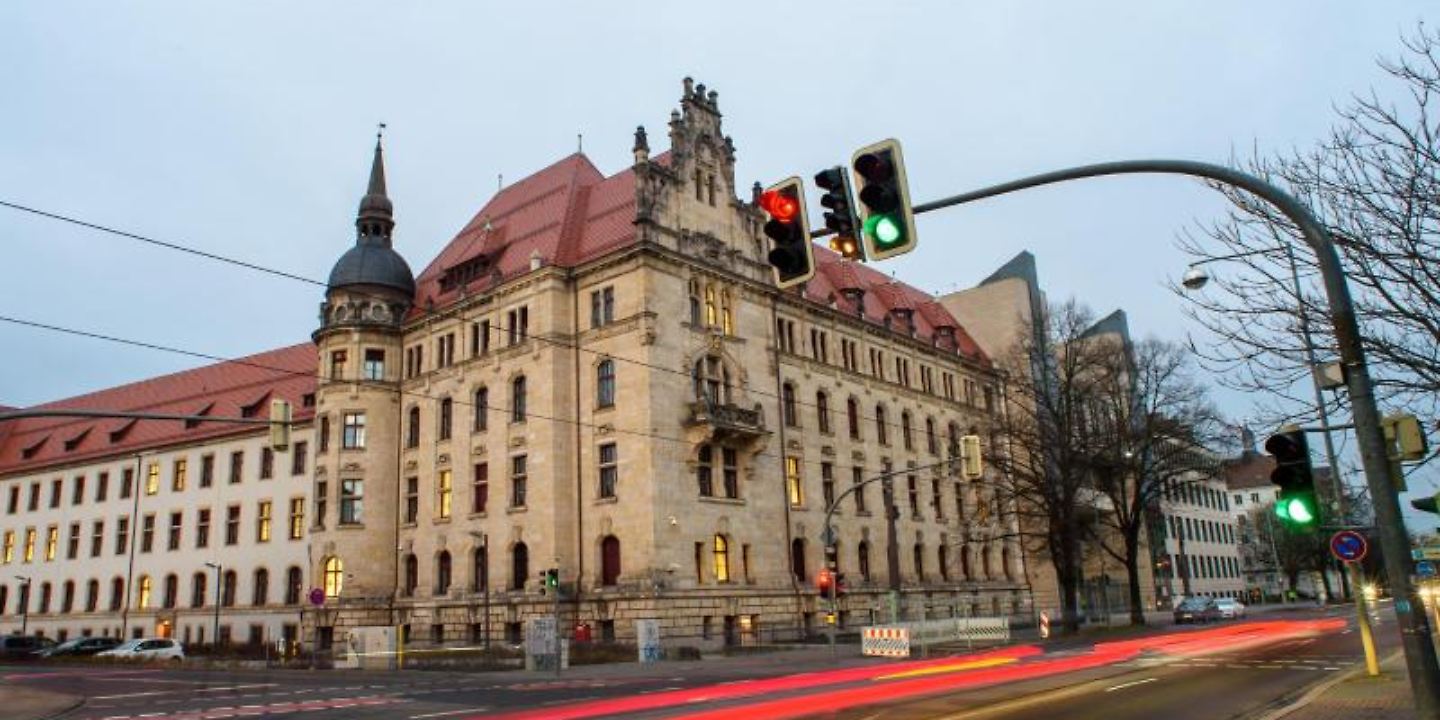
900 159 1440 718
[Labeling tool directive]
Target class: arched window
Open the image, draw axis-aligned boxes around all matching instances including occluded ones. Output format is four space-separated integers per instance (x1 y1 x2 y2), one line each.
136 575 152 609
406 406 421 448
285 567 303 605
85 579 99 612
323 557 344 599
938 545 950 581
162 574 178 609
858 541 871 582
961 545 973 580
790 538 806 583
436 551 452 595
253 568 269 606
473 386 489 431
439 397 453 441
816 392 831 434
875 404 889 445
511 542 529 591
601 535 621 587
596 360 616 408
191 572 207 608
473 546 489 592
110 577 124 611
720 289 734 335
713 535 731 583
912 543 924 581
511 376 527 423
926 417 938 455
782 383 798 427
221 570 237 607
403 554 419 596
847 397 861 440
61 580 75 613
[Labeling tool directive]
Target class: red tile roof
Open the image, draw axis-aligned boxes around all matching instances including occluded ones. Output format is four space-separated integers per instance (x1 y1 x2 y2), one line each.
0 343 317 477
413 152 988 366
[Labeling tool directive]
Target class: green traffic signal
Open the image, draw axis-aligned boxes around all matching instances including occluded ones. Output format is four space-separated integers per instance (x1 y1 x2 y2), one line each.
1276 493 1318 526
865 214 904 246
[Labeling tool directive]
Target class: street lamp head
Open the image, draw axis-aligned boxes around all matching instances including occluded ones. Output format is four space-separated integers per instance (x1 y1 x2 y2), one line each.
204 562 219 570
1181 265 1210 290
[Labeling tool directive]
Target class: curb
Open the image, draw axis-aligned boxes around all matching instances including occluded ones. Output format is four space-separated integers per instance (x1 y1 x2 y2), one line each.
36 698 85 720
1252 649 1403 720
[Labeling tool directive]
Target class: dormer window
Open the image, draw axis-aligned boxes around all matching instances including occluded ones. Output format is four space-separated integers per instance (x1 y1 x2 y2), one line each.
185 403 215 429
21 436 49 459
240 392 271 419
63 429 90 452
840 288 865 318
439 255 489 293
109 419 136 444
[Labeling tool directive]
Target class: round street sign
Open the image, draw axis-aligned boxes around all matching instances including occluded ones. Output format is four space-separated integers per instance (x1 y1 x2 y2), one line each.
308 587 326 606
1330 530 1368 563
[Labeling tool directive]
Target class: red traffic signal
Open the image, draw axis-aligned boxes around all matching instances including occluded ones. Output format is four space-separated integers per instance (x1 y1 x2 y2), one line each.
760 177 815 289
816 568 836 595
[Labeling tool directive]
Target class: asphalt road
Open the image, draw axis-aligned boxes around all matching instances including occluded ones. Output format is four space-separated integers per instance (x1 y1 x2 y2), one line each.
0 606 1390 720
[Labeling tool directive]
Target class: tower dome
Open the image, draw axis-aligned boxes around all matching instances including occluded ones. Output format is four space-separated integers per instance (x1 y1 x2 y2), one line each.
326 136 415 296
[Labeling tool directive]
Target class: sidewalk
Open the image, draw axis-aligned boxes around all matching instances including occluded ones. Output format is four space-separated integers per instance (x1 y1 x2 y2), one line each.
1271 650 1415 720
0 685 82 720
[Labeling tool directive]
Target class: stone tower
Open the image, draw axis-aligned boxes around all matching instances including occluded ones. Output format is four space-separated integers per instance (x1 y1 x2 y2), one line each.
311 136 415 622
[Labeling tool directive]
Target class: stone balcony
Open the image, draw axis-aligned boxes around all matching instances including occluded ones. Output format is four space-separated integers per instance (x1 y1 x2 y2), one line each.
686 400 767 441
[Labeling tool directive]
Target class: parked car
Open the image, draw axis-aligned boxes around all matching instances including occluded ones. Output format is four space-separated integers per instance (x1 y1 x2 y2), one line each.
1214 598 1247 619
35 636 122 658
97 638 185 662
0 635 54 661
1173 597 1222 624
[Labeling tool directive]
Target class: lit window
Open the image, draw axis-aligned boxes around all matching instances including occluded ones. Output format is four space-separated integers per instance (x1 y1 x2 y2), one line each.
713 535 730 583
786 457 803 507
256 500 272 542
137 575 152 609
323 557 343 599
437 470 453 519
146 462 160 495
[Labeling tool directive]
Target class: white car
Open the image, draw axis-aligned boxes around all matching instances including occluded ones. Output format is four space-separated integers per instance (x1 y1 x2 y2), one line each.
1214 598 1247 619
97 638 185 661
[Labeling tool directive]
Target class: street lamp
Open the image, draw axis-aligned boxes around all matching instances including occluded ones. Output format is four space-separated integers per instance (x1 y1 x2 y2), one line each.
14 576 30 636
204 562 221 648
468 531 490 650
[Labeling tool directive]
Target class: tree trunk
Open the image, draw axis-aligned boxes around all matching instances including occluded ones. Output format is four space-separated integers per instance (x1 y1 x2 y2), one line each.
1053 525 1083 633
1123 533 1146 625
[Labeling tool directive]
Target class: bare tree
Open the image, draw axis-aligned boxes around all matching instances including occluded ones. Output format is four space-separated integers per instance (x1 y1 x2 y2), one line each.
1083 338 1228 624
1247 503 1329 593
1178 25 1440 458
990 301 1118 633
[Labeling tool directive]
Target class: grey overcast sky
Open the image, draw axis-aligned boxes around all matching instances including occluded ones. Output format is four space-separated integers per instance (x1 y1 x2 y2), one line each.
2 3 1435 502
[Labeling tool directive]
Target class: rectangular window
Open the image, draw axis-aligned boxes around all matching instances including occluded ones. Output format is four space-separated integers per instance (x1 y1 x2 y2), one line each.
196 508 211 549
256 501 272 542
172 458 187 492
342 413 367 449
6 485 16 514
511 455 528 508
479 319 492 355
2 530 12 563
315 481 328 529
141 513 155 553
90 520 103 558
47 478 60 508
404 477 419 524
723 448 739 499
225 505 240 545
45 525 58 561
288 498 304 539
97 472 110 502
329 350 347 380
167 512 182 551
291 441 308 476
697 445 714 497
318 416 330 452
199 455 214 488
363 349 385 381
121 469 134 499
67 522 80 559
786 456 803 507
145 463 159 495
229 451 244 484
590 286 615 328
821 462 835 510
852 467 867 513
24 527 36 562
71 475 86 506
340 479 363 524
260 447 274 479
437 470 453 519
28 482 39 511
932 478 944 520
114 516 129 555
472 463 488 513
598 443 618 498
507 307 529 345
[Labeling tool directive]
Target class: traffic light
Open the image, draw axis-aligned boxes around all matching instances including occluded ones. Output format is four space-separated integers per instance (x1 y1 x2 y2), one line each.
834 572 847 598
269 399 292 451
851 138 917 261
1265 427 1319 529
538 568 559 593
1383 414 1429 462
1413 492 1440 515
960 435 983 480
760 177 814 289
816 568 835 596
814 166 864 261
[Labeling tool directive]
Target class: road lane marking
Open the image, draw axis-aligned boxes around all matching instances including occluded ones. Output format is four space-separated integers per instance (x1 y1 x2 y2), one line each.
410 710 490 719
875 656 1018 680
1104 677 1158 692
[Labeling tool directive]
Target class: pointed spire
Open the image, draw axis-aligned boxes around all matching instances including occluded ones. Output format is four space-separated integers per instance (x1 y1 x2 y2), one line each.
357 123 394 243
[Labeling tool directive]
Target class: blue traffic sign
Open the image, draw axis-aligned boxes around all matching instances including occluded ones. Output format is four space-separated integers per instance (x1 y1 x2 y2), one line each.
1418 561 1437 578
1330 530 1368 563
